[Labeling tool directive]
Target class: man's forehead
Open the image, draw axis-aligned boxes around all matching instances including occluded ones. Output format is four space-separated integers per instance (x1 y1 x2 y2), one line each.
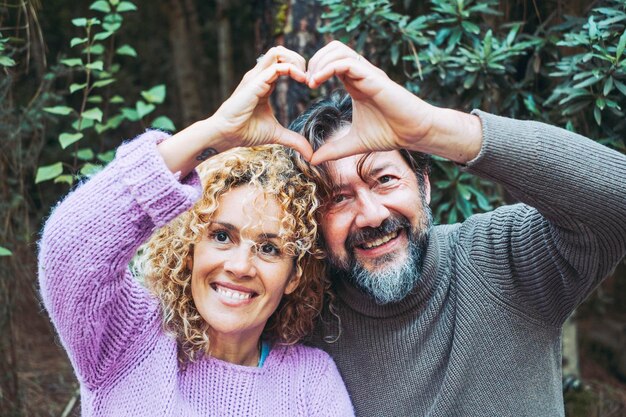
325 150 410 187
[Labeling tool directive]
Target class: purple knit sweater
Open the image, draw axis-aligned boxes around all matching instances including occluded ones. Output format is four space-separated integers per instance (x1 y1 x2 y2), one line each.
38 131 354 417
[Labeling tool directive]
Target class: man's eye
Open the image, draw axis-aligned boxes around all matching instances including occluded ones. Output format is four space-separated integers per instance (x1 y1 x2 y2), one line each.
332 194 346 204
378 175 393 184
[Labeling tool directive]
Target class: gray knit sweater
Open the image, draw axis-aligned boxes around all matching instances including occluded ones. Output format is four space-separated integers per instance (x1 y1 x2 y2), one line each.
308 111 626 417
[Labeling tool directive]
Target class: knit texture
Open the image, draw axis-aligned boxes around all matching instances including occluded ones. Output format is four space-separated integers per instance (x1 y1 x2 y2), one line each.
308 111 626 417
38 131 354 417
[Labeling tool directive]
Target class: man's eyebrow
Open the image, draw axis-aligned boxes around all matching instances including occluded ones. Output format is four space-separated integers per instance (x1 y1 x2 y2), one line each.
362 163 395 179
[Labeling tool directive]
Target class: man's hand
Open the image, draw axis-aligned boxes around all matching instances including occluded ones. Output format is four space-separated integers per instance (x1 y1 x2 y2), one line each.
306 41 482 165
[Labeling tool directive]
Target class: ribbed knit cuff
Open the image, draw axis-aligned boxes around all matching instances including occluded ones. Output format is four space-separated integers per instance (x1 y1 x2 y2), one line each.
116 130 202 227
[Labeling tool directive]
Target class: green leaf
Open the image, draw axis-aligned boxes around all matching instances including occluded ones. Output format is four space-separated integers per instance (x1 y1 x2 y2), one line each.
72 18 88 27
59 132 84 148
82 108 103 122
110 0 120 5
136 100 155 119
110 95 124 103
603 77 614 96
461 21 480 35
44 106 74 115
70 83 88 93
54 175 74 185
93 31 113 41
84 44 105 55
616 30 626 62
80 163 103 177
0 56 16 66
151 116 176 131
72 118 95 131
60 58 83 67
141 84 166 104
614 80 626 96
116 1 138 12
74 148 95 160
116 44 137 57
90 0 111 12
97 150 115 163
596 97 606 110
86 61 104 71
594 106 602 125
0 246 12 256
35 162 63 183
121 107 140 121
92 78 116 88
70 37 88 47
87 95 103 103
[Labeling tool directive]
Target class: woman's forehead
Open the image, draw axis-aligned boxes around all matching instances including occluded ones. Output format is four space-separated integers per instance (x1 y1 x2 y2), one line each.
212 185 283 234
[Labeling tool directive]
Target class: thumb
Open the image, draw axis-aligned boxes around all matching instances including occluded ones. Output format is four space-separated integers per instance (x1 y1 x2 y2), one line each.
274 126 314 161
310 132 368 165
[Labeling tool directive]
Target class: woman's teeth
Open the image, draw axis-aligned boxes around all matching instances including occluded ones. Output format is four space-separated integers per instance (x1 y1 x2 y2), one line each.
215 285 253 300
361 230 399 249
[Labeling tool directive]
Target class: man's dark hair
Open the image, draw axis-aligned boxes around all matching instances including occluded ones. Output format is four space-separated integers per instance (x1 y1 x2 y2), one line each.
289 90 431 188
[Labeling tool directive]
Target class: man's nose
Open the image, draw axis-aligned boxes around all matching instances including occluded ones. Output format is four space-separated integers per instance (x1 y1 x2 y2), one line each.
223 244 256 279
354 191 390 229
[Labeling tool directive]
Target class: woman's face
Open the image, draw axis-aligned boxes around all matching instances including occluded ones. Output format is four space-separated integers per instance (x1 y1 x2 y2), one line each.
190 185 298 343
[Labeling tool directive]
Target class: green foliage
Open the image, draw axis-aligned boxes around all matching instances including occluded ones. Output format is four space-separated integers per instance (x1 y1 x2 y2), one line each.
546 1 626 152
36 0 176 185
0 32 16 67
318 0 626 223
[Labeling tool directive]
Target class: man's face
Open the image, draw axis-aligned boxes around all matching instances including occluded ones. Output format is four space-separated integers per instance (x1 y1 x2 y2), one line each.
320 128 432 303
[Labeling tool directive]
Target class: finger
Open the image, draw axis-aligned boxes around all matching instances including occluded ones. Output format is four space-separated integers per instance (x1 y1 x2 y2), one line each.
308 45 360 78
273 126 314 161
310 132 368 165
259 62 307 87
308 58 368 89
307 40 350 75
257 46 306 72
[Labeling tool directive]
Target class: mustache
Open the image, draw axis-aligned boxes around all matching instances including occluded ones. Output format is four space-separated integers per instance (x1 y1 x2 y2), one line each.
345 215 411 249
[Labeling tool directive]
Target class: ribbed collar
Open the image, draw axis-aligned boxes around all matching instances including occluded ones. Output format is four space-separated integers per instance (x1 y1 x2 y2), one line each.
332 226 447 319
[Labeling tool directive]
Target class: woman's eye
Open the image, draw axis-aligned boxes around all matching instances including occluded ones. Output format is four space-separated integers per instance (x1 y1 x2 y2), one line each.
212 231 230 243
259 242 279 256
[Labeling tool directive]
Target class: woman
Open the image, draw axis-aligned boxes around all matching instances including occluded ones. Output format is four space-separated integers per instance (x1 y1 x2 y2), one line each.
38 47 353 416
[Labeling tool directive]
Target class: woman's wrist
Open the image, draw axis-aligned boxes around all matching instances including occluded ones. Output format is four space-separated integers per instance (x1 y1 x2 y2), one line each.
157 116 231 177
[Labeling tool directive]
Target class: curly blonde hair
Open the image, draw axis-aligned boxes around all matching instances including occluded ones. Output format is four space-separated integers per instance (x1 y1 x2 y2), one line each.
139 144 329 363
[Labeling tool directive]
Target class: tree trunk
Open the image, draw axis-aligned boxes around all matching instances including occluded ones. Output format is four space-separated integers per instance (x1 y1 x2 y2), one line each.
165 0 206 126
216 0 234 101
255 0 337 126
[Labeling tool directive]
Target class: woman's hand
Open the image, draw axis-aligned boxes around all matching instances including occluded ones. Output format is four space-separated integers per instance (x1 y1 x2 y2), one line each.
211 46 312 158
159 46 312 176
306 41 482 165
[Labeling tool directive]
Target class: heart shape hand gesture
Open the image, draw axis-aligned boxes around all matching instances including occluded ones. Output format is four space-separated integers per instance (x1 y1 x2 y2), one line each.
160 41 482 177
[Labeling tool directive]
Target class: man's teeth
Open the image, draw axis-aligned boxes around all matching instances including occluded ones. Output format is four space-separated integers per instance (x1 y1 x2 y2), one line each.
361 230 399 249
215 286 253 300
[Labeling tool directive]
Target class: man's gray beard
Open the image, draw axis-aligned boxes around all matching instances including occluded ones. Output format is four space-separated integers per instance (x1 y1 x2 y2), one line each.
330 207 433 305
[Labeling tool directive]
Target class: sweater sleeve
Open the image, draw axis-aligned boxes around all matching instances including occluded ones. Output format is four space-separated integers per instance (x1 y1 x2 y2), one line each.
308 355 355 417
38 130 201 388
460 111 626 325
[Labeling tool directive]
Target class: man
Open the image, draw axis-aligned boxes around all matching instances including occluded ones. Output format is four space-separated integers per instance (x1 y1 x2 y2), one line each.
290 41 626 416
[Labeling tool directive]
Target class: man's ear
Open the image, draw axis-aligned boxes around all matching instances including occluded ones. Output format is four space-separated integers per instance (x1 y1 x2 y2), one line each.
424 174 431 205
284 270 301 296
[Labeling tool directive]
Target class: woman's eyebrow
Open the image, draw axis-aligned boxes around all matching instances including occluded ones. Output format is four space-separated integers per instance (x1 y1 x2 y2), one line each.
257 232 279 240
211 221 237 231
